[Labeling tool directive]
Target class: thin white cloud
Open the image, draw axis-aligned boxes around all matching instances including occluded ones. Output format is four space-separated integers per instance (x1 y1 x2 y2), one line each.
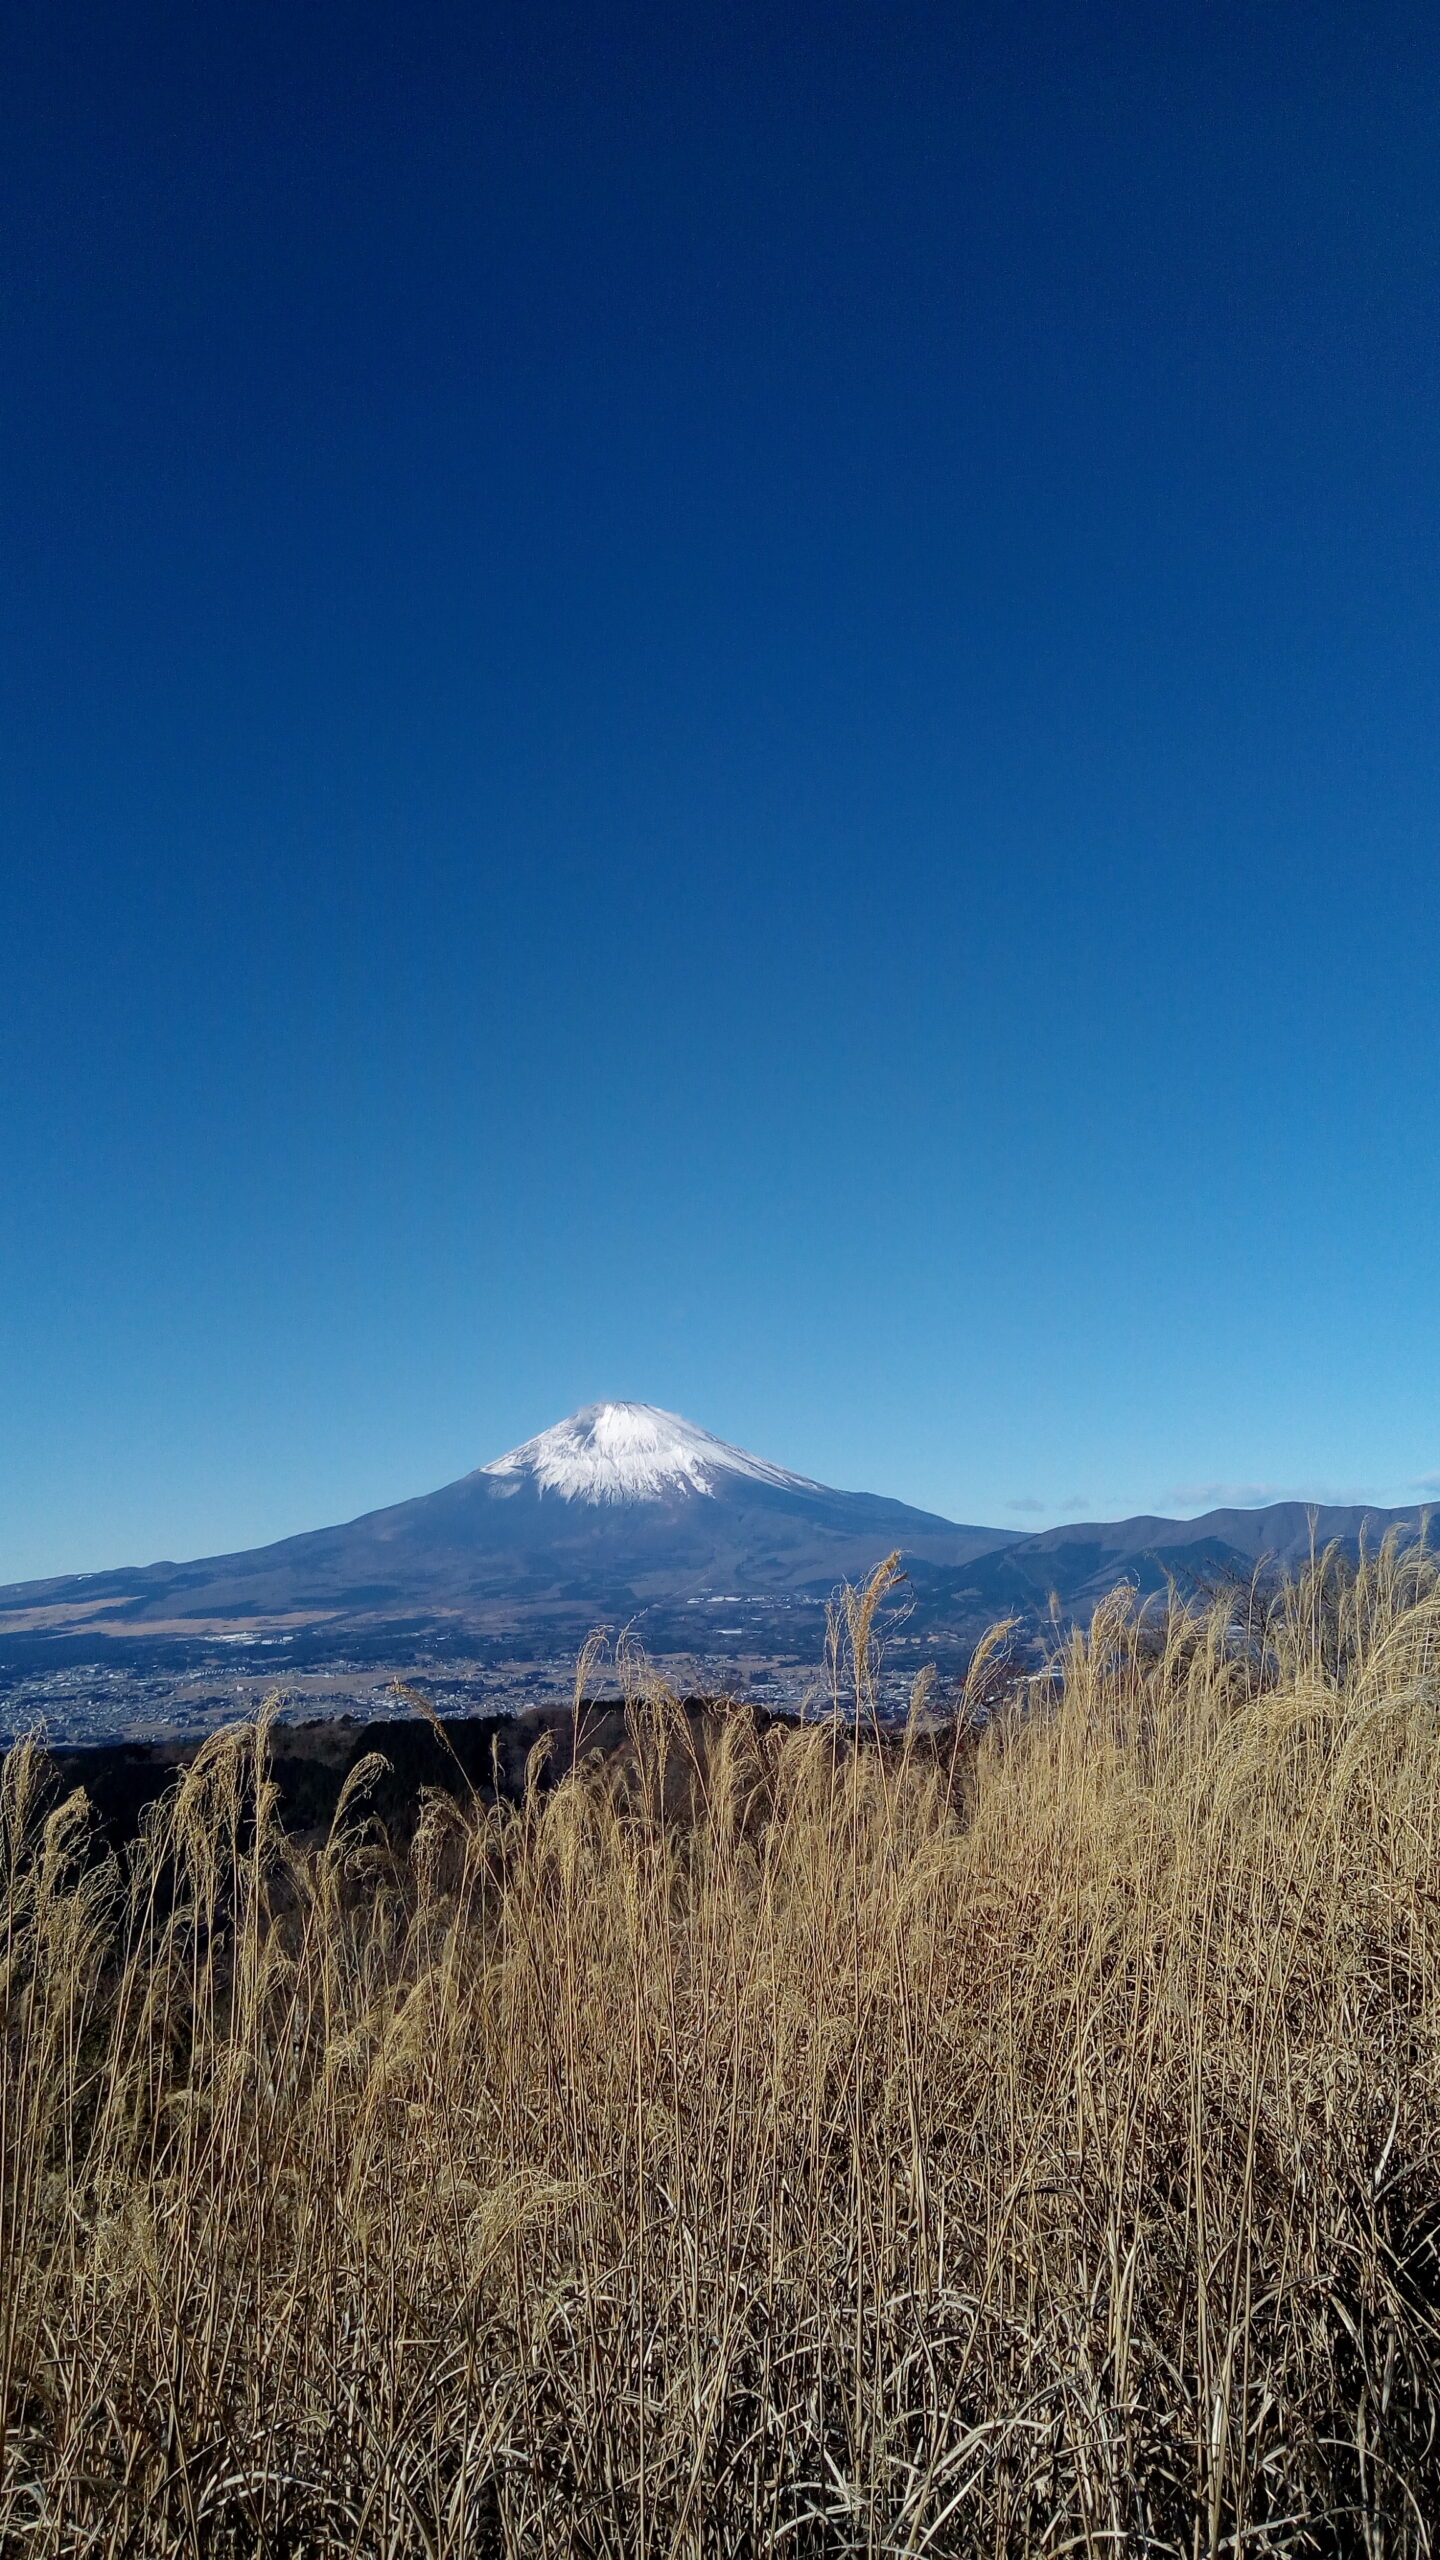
1165 1480 1384 1513
1006 1496 1046 1514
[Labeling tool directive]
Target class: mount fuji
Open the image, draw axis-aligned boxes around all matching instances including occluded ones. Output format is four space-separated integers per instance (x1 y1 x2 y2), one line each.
1 1404 1430 1667
0 1404 1015 1643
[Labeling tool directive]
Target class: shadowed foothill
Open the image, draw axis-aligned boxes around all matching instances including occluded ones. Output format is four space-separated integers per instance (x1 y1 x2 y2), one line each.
37 1694 814 1854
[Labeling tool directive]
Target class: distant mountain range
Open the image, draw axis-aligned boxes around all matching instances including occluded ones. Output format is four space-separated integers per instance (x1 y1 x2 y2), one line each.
905 1497 1434 1622
0 1402 1431 1657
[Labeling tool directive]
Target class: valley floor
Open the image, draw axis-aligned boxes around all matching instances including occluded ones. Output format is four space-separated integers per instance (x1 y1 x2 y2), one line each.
0 1642 834 1746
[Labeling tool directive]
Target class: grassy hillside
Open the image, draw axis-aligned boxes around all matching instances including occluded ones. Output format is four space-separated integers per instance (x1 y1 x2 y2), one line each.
3 1543 1440 2554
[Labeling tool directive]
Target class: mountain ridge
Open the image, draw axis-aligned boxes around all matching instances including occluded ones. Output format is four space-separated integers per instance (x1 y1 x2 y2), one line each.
0 1403 1012 1634
0 1403 1430 1646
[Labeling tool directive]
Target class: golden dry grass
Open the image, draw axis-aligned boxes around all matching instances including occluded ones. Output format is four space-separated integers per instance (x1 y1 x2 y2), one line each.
3 1538 1440 2554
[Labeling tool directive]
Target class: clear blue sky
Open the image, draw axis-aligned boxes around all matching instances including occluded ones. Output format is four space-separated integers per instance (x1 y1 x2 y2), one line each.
3 0 1438 1581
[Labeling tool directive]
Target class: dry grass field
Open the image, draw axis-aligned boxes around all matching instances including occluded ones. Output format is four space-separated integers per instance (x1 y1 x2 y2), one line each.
3 1540 1440 2555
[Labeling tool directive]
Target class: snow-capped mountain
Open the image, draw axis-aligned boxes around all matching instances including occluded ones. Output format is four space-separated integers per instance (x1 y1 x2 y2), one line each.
482 1403 827 1504
0 1403 1011 1640
2 1402 1429 1662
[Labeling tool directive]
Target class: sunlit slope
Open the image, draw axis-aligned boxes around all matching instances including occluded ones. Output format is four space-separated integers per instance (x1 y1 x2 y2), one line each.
0 1402 1428 1640
0 1403 1011 1631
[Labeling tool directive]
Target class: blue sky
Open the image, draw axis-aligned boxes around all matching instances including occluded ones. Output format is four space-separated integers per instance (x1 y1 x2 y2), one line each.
3 0 1439 1580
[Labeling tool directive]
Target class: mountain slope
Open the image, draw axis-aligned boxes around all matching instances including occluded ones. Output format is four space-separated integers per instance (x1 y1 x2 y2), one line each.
911 1497 1435 1619
0 1404 1014 1635
1 1405 1430 1651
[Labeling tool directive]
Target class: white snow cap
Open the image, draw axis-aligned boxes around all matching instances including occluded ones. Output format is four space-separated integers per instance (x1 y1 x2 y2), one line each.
482 1402 822 1504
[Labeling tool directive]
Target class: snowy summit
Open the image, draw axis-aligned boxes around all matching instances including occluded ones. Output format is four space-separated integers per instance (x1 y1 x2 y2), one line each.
481 1401 823 1505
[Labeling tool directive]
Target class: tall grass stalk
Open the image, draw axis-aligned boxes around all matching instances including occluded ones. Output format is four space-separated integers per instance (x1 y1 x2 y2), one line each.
3 1538 1440 2553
